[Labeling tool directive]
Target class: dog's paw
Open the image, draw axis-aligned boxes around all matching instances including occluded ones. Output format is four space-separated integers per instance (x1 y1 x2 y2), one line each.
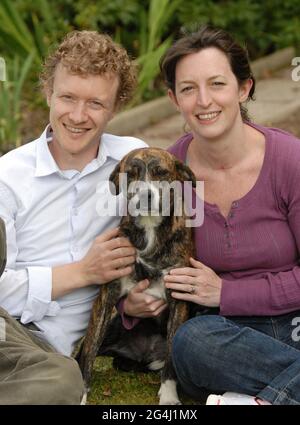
158 380 181 405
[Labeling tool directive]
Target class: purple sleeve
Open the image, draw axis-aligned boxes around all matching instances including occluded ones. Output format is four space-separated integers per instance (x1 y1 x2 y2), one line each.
115 297 140 330
221 131 300 316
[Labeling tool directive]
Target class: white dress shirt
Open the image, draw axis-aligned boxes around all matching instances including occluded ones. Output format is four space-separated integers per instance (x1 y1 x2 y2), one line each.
0 126 147 355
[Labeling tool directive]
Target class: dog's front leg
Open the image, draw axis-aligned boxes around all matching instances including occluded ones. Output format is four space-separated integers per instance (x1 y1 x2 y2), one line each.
78 280 120 399
158 300 189 405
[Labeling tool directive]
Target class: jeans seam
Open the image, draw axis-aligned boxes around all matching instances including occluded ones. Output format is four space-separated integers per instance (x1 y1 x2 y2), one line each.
270 317 279 339
262 385 300 405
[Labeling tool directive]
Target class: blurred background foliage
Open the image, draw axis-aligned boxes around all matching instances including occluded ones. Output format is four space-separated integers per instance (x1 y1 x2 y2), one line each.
0 0 299 152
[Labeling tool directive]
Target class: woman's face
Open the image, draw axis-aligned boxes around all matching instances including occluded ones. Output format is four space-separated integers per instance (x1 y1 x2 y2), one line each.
169 47 252 143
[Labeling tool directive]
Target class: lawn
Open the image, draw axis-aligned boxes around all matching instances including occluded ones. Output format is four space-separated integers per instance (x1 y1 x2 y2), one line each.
87 356 200 405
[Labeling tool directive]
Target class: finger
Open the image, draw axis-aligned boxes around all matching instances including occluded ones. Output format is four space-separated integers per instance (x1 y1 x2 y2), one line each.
110 247 136 260
148 302 168 317
165 282 196 293
111 255 136 269
108 265 133 281
147 298 167 311
165 274 196 285
131 279 150 293
189 257 205 268
105 237 133 251
170 291 198 302
96 227 119 242
168 267 200 276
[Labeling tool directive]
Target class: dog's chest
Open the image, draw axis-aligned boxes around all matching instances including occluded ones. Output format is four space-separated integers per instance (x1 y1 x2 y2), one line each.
120 258 171 301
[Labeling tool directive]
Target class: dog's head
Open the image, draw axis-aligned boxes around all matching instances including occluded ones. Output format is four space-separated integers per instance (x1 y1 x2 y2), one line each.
109 147 196 217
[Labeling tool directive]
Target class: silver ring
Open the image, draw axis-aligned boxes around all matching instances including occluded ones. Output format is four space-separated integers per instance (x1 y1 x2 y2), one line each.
190 285 196 294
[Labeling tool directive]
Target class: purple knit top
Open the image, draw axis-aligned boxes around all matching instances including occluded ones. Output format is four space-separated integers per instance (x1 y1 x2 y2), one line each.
168 123 300 316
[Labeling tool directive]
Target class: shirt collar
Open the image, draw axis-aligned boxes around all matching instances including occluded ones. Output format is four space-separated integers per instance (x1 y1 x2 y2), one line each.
35 126 122 178
35 125 60 177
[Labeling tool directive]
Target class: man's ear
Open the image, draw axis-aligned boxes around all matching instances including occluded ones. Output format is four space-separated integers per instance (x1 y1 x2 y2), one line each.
109 162 121 195
46 89 52 108
0 218 7 277
175 160 196 187
168 89 180 111
239 79 253 103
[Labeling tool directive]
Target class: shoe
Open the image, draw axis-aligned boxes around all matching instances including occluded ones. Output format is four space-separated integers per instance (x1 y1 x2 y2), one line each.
206 391 271 405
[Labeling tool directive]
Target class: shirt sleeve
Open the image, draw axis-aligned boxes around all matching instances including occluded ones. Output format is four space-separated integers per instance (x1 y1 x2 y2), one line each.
0 183 61 322
220 134 300 316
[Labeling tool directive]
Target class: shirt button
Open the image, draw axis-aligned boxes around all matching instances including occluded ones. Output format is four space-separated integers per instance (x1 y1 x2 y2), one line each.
73 208 78 216
232 201 238 208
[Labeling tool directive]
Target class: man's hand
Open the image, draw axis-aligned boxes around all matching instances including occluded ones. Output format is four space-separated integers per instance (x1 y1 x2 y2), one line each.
78 227 135 286
164 257 222 307
123 279 168 318
52 227 135 299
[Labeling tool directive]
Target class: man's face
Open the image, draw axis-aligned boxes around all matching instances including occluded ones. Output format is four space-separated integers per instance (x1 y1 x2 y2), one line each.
47 64 119 170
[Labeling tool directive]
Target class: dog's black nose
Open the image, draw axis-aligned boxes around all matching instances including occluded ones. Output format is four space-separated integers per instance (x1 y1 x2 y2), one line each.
139 190 152 207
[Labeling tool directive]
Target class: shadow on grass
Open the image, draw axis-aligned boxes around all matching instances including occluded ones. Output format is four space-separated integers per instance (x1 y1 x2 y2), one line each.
87 356 201 405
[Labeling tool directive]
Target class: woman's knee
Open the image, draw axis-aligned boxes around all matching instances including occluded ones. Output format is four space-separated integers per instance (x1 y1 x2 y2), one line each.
172 314 226 359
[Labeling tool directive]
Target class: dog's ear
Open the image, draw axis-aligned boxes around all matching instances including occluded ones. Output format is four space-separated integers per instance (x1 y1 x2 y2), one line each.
0 218 7 277
175 160 196 187
109 162 121 195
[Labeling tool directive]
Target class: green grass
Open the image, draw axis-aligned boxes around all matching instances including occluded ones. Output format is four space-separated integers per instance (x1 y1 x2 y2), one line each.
87 357 200 405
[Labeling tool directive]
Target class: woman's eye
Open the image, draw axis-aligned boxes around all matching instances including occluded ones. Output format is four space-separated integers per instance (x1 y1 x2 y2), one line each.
181 86 193 93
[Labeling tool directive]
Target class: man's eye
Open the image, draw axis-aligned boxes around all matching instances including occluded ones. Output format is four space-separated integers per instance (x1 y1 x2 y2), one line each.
89 101 102 108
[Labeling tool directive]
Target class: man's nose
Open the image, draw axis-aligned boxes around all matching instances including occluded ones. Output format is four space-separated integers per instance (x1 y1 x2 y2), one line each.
69 102 88 123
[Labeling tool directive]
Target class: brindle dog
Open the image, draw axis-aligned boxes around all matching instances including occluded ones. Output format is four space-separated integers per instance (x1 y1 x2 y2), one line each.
78 147 196 405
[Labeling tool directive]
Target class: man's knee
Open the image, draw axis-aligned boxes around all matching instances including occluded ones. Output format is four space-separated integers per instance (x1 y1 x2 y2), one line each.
21 352 84 405
39 354 84 405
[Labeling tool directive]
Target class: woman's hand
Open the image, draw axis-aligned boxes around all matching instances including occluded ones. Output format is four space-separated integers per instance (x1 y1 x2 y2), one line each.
164 257 222 307
123 279 168 318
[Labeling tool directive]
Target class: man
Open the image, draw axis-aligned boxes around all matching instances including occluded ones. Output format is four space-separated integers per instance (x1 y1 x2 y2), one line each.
0 30 164 404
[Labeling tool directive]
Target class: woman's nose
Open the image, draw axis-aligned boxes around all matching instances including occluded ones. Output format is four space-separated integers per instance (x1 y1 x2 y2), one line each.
196 87 212 108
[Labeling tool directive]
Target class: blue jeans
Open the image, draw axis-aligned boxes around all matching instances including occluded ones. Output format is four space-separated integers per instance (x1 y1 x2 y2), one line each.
172 311 300 405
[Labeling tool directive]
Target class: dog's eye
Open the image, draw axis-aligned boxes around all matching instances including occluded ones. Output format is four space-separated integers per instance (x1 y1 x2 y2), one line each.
152 166 169 177
126 166 139 178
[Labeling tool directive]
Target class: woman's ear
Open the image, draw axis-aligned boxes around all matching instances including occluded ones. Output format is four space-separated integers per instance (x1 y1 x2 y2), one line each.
168 89 180 110
239 79 253 103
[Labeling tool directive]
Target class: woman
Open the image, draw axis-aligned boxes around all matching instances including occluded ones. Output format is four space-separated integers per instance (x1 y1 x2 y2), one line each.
124 26 300 405
160 25 300 405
